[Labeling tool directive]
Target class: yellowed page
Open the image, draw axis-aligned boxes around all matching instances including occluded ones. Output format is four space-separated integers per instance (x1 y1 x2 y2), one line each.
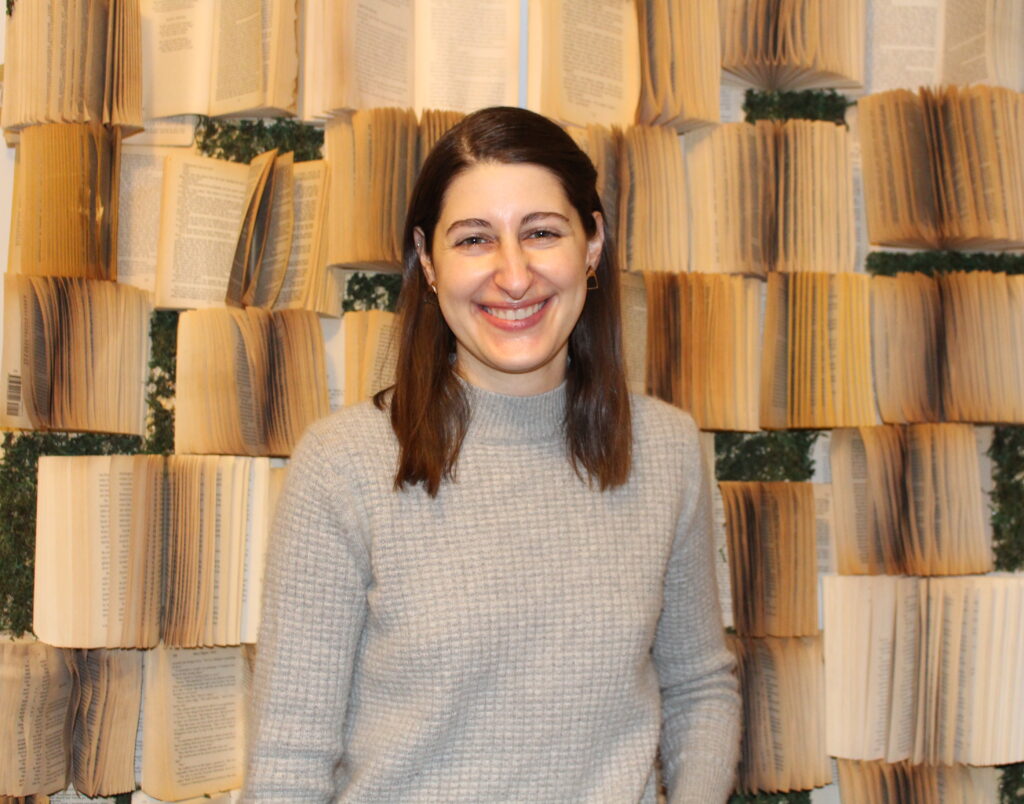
140 0 214 118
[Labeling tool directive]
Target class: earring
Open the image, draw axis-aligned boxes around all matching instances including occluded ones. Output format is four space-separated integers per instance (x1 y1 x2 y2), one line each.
585 266 599 291
430 282 438 294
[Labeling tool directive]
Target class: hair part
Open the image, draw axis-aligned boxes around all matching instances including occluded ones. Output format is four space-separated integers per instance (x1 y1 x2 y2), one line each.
376 106 632 496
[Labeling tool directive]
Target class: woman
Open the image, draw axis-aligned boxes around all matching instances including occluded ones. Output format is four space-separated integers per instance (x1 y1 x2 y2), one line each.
243 107 740 802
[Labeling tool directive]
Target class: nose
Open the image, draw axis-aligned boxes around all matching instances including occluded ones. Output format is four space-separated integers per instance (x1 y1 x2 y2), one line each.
492 237 533 300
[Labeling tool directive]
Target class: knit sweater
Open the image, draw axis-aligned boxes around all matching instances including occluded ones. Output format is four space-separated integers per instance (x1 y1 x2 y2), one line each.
242 381 741 803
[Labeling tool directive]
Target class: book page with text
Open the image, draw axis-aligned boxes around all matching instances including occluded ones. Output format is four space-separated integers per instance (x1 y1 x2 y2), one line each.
140 0 213 118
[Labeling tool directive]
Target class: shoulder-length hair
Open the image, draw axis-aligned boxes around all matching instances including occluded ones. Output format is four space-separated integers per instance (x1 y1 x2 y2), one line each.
376 106 631 496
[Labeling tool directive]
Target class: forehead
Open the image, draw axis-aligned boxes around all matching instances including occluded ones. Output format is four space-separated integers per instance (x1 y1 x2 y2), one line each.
438 162 573 222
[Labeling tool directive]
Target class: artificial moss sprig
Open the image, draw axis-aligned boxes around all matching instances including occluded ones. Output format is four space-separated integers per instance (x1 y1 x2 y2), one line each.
342 271 404 313
1001 761 1024 802
867 250 1024 276
194 116 324 164
990 426 1024 572
6 0 15 16
743 89 852 126
715 431 821 483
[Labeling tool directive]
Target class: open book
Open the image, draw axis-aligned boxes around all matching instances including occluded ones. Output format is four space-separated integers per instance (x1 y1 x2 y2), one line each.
686 120 856 275
1 0 142 132
721 0 865 91
151 150 337 314
634 0 719 131
140 0 298 119
0 276 151 437
760 272 878 429
824 574 1024 766
858 85 1024 250
829 424 992 576
0 640 141 798
139 644 248 801
720 482 827 638
643 272 763 432
871 270 1024 424
836 759 999 803
9 124 122 280
867 0 1024 93
175 308 329 456
341 310 399 406
34 455 284 649
728 634 832 795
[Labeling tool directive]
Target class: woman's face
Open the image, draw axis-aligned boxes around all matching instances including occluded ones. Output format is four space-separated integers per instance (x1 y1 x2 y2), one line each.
416 161 604 396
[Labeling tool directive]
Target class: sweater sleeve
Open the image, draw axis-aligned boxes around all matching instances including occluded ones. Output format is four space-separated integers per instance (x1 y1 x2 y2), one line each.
241 425 371 803
653 415 742 803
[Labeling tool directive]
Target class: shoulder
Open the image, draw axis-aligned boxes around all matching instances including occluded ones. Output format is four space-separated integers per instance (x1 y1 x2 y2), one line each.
629 393 701 450
291 399 395 474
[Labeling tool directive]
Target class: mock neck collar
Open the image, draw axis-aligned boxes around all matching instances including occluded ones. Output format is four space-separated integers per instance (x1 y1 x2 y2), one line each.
460 376 567 445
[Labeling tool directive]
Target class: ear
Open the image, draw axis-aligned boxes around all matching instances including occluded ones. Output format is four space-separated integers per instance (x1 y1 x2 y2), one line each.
414 227 436 287
586 212 605 271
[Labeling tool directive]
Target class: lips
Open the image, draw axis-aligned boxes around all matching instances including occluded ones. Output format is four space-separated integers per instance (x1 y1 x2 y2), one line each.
479 299 549 329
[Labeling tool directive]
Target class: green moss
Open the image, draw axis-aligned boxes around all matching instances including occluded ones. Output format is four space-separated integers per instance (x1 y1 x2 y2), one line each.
342 272 404 313
194 117 324 164
743 89 852 126
867 250 1024 276
1001 762 1024 802
990 426 1024 573
715 431 821 482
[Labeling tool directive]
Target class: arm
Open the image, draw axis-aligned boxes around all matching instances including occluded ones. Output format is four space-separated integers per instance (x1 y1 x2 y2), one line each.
654 417 741 803
242 425 370 802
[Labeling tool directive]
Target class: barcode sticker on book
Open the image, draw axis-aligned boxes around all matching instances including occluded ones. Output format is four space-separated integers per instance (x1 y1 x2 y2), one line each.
6 373 22 416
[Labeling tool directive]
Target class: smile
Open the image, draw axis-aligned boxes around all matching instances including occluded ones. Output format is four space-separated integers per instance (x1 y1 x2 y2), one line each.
481 300 547 321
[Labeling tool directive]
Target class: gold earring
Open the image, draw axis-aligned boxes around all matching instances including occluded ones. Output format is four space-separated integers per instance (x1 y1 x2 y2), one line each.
585 266 599 291
430 282 438 294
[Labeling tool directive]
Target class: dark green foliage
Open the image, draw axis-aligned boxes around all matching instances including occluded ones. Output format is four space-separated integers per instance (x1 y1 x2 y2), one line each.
715 431 821 482
342 272 404 313
729 790 813 803
142 310 179 455
867 250 1024 276
991 426 1024 572
1001 762 1024 802
194 116 324 164
743 89 852 126
6 0 14 16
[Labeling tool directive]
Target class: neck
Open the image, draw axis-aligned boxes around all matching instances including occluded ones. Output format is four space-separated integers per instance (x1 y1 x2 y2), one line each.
458 375 567 445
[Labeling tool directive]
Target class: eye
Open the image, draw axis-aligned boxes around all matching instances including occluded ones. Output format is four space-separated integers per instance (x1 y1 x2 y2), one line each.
453 234 492 248
524 228 561 241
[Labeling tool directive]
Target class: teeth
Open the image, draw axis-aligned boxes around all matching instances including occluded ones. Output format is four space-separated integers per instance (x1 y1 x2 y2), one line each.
485 301 545 321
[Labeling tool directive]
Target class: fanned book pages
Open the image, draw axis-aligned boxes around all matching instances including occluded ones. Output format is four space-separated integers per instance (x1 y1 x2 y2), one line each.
824 575 1024 766
300 0 518 121
634 0 720 131
152 151 337 314
324 109 419 269
617 125 687 272
643 272 763 431
0 641 141 799
9 124 122 280
0 276 151 437
829 425 993 576
727 634 831 795
565 124 621 250
175 308 329 456
342 310 399 406
870 272 943 424
720 482 824 638
836 759 999 804
140 645 248 801
858 85 1024 249
1 0 142 132
686 120 856 275
33 455 281 649
140 0 298 118
720 0 865 91
618 272 647 395
759 272 878 429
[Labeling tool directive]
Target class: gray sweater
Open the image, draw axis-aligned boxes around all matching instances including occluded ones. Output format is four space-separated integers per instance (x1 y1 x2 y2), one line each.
242 381 741 802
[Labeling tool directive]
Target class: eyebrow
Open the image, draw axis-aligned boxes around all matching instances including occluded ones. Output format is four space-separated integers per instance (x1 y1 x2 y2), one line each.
445 211 571 236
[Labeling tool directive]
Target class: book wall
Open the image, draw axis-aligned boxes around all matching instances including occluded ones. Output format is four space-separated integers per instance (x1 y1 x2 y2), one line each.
3 0 1024 801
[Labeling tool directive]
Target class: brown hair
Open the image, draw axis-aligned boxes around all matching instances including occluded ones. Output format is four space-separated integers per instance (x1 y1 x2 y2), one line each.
376 106 631 496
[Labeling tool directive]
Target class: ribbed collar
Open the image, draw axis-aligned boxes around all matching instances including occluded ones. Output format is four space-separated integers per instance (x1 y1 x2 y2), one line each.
461 377 567 445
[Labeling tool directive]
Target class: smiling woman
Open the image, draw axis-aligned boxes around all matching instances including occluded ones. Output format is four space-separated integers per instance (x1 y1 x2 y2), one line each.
243 107 741 803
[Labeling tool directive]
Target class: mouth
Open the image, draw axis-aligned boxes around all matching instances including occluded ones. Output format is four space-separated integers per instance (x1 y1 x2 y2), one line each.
479 299 549 329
